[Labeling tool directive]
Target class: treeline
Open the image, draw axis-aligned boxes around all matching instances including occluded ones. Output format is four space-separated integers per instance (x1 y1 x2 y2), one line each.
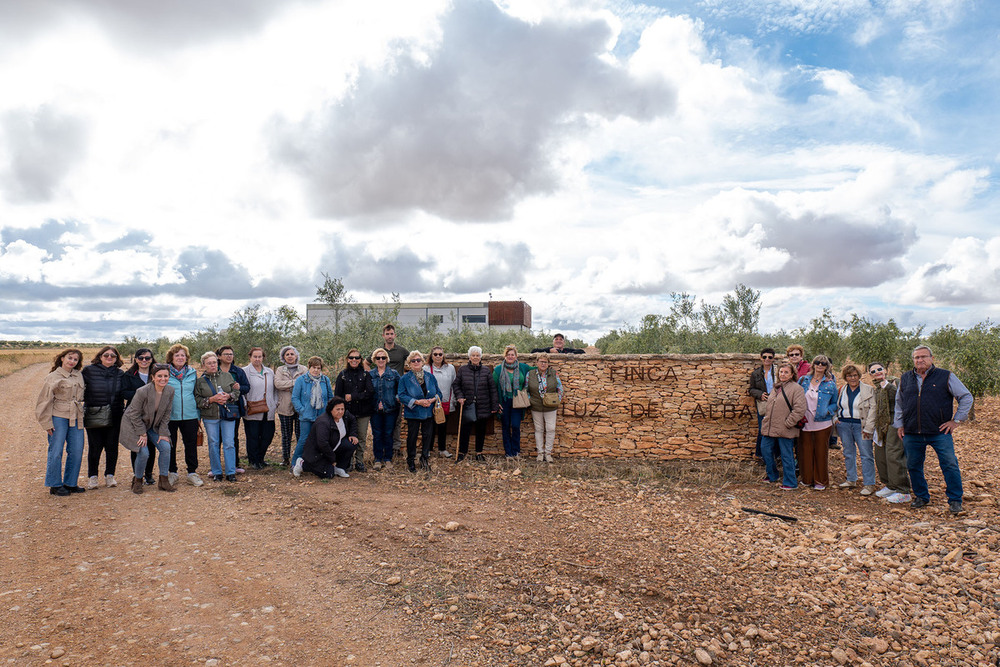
596 285 1000 398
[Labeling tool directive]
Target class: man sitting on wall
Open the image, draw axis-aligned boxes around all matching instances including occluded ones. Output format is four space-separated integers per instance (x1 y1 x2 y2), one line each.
533 333 585 355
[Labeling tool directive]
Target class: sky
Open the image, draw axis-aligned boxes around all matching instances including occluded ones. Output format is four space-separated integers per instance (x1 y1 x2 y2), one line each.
1 0 998 344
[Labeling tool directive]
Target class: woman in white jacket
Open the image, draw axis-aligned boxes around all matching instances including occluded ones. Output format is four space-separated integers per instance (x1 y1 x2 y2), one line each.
835 365 877 495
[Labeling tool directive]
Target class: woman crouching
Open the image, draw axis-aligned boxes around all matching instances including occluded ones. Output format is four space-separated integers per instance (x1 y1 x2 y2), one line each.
119 364 175 493
301 397 358 479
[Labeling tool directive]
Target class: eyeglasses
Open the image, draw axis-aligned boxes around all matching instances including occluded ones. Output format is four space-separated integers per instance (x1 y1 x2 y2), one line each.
137 355 152 361
374 356 388 361
102 352 118 359
761 355 773 359
347 356 361 360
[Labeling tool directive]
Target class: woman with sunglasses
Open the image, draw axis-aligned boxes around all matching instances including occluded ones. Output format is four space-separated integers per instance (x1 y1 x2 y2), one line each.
122 348 158 484
396 350 442 472
334 348 374 472
368 348 400 469
425 346 456 459
82 346 126 489
797 354 838 490
748 348 777 462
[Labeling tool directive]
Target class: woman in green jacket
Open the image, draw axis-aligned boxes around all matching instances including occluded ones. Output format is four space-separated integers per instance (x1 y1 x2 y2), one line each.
194 351 241 481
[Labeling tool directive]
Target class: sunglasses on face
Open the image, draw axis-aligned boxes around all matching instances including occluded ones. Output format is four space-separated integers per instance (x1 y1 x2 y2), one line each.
788 353 801 357
347 356 361 360
814 361 828 366
102 352 118 358
137 355 152 361
432 352 443 357
761 355 774 359
411 359 423 364
375 356 388 361
870 367 884 373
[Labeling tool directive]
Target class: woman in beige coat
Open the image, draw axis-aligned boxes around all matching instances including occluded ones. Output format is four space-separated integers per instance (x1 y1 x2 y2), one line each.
760 362 807 490
37 348 87 496
119 364 175 494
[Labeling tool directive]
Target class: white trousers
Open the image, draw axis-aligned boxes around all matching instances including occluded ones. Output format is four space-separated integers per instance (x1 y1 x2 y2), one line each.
531 409 557 454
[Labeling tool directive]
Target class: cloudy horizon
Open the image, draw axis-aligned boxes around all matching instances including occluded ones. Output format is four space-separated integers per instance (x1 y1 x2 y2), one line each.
1 0 998 344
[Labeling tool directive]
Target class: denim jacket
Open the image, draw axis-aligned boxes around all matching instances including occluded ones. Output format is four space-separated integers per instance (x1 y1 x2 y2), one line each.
397 371 442 420
291 373 333 422
369 368 401 413
799 376 838 423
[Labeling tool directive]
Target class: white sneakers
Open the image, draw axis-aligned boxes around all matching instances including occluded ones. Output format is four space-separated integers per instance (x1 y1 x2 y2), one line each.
885 492 912 504
168 472 179 486
105 474 117 488
439 450 453 458
537 453 545 462
87 476 100 489
186 472 204 487
860 485 876 496
292 458 304 478
875 486 894 498
544 453 553 463
333 467 349 478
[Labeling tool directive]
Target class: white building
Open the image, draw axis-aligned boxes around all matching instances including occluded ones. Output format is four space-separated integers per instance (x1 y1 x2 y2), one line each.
306 300 531 334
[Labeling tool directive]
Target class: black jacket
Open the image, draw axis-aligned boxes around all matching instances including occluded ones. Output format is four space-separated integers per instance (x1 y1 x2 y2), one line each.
748 365 776 400
223 364 251 417
82 363 126 416
303 410 358 465
335 366 375 417
121 369 151 406
453 363 499 414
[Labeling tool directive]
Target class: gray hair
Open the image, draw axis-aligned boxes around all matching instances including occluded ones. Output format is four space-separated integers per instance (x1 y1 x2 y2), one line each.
468 346 482 358
912 345 933 357
200 351 218 364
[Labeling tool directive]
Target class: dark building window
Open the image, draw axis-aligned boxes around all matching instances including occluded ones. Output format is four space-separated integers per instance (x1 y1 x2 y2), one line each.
462 314 486 324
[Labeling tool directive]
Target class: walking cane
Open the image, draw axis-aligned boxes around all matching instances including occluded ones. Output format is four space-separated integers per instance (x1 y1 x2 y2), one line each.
455 401 464 459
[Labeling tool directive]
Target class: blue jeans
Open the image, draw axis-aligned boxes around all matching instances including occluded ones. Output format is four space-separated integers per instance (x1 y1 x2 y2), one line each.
903 432 963 502
45 416 85 488
134 428 171 477
761 436 797 488
204 419 237 476
370 410 398 462
498 398 524 457
837 421 875 485
293 419 314 464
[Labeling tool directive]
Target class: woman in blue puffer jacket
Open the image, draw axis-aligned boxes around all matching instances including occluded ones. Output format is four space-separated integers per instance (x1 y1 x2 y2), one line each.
396 350 442 473
797 354 839 490
290 356 333 477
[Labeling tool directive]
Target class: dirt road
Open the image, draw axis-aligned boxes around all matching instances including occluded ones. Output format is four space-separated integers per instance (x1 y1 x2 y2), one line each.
2 363 998 666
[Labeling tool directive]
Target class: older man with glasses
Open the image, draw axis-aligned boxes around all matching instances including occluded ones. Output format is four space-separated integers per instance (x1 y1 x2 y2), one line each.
893 346 972 514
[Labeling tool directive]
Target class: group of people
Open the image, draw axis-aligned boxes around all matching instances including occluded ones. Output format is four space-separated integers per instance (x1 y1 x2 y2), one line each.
37 326 571 495
750 344 972 514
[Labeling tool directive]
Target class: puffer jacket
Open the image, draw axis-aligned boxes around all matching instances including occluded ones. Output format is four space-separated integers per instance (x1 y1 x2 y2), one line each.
292 373 333 422
761 380 807 439
453 363 498 413
168 365 200 421
82 363 125 416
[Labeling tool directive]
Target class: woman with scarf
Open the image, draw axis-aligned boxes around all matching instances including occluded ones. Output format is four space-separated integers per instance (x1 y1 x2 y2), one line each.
119 363 175 493
834 365 877 495
122 347 158 484
82 346 126 489
493 344 532 459
425 346 456 459
274 345 307 467
526 353 563 462
36 348 87 496
334 348 374 472
242 347 278 469
194 351 242 482
453 346 499 462
290 356 333 477
396 350 442 473
165 343 204 487
797 354 839 490
368 347 400 469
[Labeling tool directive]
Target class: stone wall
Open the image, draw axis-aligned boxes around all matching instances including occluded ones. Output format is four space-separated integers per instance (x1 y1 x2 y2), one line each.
438 353 760 460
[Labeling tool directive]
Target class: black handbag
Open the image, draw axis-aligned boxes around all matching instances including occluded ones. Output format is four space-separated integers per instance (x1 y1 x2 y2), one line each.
462 402 477 423
84 404 111 428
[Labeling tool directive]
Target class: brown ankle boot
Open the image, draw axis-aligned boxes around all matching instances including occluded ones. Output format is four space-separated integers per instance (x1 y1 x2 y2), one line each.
131 476 144 494
158 475 176 492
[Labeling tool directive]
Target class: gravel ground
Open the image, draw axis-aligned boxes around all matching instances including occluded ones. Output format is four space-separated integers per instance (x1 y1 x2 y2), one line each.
2 362 998 666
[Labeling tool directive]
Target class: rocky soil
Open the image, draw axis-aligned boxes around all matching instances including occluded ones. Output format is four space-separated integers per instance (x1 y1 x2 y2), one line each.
1 362 997 666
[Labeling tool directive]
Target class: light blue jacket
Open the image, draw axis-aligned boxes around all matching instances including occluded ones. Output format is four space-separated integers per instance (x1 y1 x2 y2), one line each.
799 376 838 423
167 366 200 421
291 373 333 422
397 371 442 420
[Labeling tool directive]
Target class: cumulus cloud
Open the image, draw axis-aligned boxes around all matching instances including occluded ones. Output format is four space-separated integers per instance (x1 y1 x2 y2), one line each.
901 236 1000 305
269 0 676 221
0 106 88 203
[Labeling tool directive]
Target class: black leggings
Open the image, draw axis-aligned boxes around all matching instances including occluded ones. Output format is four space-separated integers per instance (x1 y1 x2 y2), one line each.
168 419 200 474
458 417 488 455
86 420 121 477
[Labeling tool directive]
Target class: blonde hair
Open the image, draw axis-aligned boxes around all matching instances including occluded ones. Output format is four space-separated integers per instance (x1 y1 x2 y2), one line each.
200 351 217 364
406 350 424 365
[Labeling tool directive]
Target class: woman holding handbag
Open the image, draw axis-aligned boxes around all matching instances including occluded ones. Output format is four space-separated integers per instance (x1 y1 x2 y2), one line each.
526 353 563 462
425 346 456 459
82 346 126 489
493 344 532 459
194 351 242 482
242 347 278 469
396 351 442 473
760 362 807 490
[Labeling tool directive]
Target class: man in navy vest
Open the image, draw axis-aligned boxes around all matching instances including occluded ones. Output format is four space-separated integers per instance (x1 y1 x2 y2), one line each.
893 345 972 514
